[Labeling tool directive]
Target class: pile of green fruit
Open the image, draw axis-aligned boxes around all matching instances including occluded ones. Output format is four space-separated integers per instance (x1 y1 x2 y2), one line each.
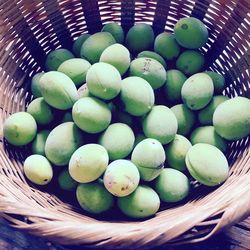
3 18 250 219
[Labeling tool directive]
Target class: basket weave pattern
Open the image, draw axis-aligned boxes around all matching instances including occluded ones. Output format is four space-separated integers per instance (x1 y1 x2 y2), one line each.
0 0 249 248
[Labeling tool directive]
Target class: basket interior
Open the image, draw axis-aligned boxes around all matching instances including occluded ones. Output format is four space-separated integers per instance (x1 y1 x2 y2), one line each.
0 0 249 245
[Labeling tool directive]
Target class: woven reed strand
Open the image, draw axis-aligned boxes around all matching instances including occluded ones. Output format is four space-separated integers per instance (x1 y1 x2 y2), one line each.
0 0 249 248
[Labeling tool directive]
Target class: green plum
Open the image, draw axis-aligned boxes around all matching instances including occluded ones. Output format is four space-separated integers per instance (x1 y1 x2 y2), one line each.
72 33 91 57
165 70 187 103
125 24 154 53
100 44 131 76
31 130 50 156
176 50 205 75
80 32 116 63
72 97 112 133
27 97 54 125
131 138 165 181
101 22 124 43
120 76 155 116
129 57 166 89
31 72 44 98
174 17 208 49
154 32 180 60
103 160 140 197
45 48 74 71
24 154 53 185
213 97 250 140
165 134 192 171
69 144 109 183
86 62 122 100
118 185 160 218
99 123 135 160
76 180 114 214
57 58 91 87
190 126 227 153
198 95 229 125
137 51 167 68
142 105 178 144
40 71 78 110
3 112 37 146
155 168 190 202
204 71 225 94
58 169 77 191
45 122 84 166
181 73 214 110
185 143 229 186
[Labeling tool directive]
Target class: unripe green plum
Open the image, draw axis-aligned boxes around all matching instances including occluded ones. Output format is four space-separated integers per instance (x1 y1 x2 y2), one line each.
77 83 92 99
72 97 112 133
186 143 229 186
86 62 122 100
198 95 229 125
72 33 90 57
129 57 166 89
131 138 165 181
176 50 205 75
125 24 154 53
3 112 37 146
165 70 187 103
120 76 155 116
190 126 227 153
155 168 190 202
154 32 180 60
69 144 109 183
171 104 196 136
31 72 44 98
58 169 77 191
99 123 135 160
76 180 114 214
174 17 208 49
204 71 225 94
40 71 78 110
27 97 54 125
24 155 53 185
142 105 177 144
103 160 140 197
137 51 166 68
57 58 91 86
101 22 124 43
31 130 50 156
118 185 160 218
80 32 116 63
213 97 250 140
45 48 74 71
45 122 84 166
165 134 192 172
181 73 214 110
100 44 130 76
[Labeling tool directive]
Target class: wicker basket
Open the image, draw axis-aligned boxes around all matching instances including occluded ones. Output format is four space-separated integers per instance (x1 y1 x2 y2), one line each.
0 0 249 249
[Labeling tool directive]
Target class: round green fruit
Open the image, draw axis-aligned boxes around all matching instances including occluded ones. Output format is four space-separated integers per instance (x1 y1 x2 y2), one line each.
155 168 190 202
76 181 114 214
72 97 112 133
129 57 166 89
24 154 53 185
142 105 178 144
45 122 84 166
185 143 229 186
131 138 165 181
165 134 192 172
118 185 160 218
103 160 140 197
181 73 214 110
69 144 109 183
3 112 37 146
